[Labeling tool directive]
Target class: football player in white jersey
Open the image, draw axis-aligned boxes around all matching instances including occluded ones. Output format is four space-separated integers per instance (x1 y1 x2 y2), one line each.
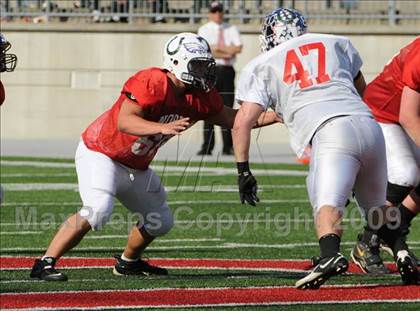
232 8 419 288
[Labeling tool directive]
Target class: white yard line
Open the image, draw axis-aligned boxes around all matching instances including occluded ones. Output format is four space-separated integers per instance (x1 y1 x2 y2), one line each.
83 237 222 242
1 241 419 252
0 231 43 235
1 160 307 176
1 183 78 191
1 173 76 177
1 183 306 191
0 161 75 168
0 198 309 207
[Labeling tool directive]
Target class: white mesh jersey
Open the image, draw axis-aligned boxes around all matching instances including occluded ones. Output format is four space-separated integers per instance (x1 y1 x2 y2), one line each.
236 33 372 157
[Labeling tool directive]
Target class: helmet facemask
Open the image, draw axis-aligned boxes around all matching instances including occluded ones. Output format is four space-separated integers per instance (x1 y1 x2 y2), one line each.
259 8 307 52
182 58 216 92
0 41 17 72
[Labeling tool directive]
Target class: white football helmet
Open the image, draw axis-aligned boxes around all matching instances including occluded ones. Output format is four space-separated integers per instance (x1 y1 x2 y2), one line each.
260 8 307 52
163 32 216 92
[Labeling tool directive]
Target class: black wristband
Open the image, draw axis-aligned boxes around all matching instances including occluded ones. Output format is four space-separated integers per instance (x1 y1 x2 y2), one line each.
237 161 250 174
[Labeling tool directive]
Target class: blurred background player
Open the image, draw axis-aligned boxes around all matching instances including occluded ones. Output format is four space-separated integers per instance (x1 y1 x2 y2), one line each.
197 1 242 156
0 33 18 106
0 33 17 204
29 32 279 281
351 37 420 274
231 8 418 289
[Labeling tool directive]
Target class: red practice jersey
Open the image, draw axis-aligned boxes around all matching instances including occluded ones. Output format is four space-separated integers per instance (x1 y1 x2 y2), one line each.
82 68 223 170
363 37 420 124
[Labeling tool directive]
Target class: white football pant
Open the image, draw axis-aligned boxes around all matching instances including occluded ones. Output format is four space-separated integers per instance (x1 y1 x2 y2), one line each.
307 115 387 215
75 140 173 236
380 123 420 188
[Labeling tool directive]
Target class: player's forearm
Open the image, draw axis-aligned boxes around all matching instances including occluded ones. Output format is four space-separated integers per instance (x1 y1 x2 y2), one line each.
254 111 283 128
118 114 163 137
232 115 253 163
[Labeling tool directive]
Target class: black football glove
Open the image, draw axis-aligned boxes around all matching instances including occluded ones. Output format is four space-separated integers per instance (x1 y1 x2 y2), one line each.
238 171 259 206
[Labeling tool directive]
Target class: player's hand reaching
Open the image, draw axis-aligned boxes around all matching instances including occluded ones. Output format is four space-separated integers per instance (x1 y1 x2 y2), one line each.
160 118 190 135
237 161 259 206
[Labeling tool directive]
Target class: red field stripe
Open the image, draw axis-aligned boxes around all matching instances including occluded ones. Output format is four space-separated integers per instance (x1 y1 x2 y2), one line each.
0 256 396 273
1 286 420 309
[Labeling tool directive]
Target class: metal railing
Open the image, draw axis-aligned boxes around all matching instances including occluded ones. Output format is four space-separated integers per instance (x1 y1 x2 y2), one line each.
0 0 419 25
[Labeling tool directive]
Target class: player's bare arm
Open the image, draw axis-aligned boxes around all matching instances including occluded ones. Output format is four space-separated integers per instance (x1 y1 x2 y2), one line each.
205 106 281 129
232 101 263 206
118 99 190 136
353 71 366 97
232 102 264 162
399 86 420 146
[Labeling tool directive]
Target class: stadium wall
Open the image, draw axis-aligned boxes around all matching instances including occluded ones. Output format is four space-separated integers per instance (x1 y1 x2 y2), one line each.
0 25 417 151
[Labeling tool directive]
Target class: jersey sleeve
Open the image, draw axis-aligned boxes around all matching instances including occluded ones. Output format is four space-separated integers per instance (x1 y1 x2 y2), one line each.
122 70 166 109
345 39 363 78
235 68 270 110
402 47 420 92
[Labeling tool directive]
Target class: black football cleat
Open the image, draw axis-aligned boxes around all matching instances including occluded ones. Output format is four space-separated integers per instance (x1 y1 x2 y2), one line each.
296 253 348 289
350 234 390 274
30 257 68 281
380 242 420 267
113 255 168 276
396 250 419 285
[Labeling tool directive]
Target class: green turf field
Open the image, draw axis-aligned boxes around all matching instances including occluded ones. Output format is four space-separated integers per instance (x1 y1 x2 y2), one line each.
1 157 419 309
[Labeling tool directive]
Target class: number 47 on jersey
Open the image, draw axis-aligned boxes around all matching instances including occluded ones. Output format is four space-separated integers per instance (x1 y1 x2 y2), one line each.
283 42 331 89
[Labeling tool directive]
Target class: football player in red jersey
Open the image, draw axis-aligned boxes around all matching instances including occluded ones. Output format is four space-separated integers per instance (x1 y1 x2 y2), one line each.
0 33 18 105
351 37 420 278
30 33 281 281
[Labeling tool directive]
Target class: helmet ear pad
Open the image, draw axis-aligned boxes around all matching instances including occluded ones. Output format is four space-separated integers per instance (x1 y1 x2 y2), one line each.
163 32 216 92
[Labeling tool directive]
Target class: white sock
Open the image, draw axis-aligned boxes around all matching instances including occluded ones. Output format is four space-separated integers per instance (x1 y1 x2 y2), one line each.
121 253 138 262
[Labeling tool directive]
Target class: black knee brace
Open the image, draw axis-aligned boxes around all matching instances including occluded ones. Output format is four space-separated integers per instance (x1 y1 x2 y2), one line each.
387 182 412 205
135 221 150 237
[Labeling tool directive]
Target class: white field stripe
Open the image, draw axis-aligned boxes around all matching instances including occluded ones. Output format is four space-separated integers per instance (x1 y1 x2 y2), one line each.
2 172 302 178
1 161 307 176
2 216 420 228
0 231 42 235
1 184 306 192
0 198 308 207
2 241 420 252
0 284 392 295
0 266 308 273
1 173 75 177
2 183 78 191
0 160 75 168
83 237 222 242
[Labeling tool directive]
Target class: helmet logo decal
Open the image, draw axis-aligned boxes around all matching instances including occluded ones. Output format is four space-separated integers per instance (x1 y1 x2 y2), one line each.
166 36 185 56
197 36 211 52
183 42 208 54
